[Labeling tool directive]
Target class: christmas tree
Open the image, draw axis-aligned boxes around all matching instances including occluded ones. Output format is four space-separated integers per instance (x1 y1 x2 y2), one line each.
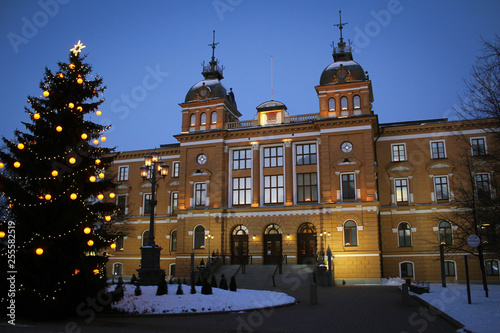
0 41 119 319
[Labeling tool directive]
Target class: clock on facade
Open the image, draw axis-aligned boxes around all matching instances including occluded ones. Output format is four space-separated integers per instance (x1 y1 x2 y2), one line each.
341 141 353 153
197 153 207 164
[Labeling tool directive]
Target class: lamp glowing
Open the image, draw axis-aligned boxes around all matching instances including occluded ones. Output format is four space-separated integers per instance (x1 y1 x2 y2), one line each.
110 243 116 250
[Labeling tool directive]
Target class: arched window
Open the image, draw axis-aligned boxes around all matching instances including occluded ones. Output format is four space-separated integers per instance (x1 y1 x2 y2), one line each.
232 224 248 235
298 222 316 234
398 222 412 247
211 111 217 124
485 260 499 276
439 221 453 245
328 98 336 111
344 220 358 246
400 261 414 278
113 263 123 276
265 223 282 234
200 112 207 125
194 225 205 249
115 231 124 251
170 230 177 251
353 95 361 109
341 97 348 110
142 230 149 247
190 114 196 126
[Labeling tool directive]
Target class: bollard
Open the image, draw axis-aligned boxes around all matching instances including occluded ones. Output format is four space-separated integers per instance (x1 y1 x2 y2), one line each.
310 283 318 305
401 283 410 307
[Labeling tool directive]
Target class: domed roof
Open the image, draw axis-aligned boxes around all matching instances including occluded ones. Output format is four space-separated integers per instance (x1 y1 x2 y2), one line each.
185 78 228 103
256 100 287 111
319 60 367 86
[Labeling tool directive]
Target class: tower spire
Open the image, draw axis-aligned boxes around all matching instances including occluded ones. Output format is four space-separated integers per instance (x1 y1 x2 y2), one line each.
202 30 224 80
208 30 219 66
333 10 348 51
331 10 353 61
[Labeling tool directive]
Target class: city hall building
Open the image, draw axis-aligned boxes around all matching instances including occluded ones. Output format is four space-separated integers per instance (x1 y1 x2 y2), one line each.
106 31 499 284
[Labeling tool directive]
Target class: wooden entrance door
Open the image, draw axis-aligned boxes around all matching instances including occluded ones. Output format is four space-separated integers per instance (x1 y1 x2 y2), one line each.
231 234 248 265
297 223 317 264
264 234 282 264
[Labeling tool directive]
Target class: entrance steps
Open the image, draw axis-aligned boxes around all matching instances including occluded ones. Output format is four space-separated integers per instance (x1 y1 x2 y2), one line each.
212 264 316 290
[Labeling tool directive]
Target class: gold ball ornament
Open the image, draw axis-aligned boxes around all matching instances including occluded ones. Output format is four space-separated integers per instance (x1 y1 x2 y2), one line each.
43 91 49 97
87 240 94 246
98 172 105 179
93 269 99 275
13 161 21 168
56 126 63 132
58 73 64 78
45 194 51 200
33 113 40 120
69 157 76 164
77 78 83 84
93 139 99 145
98 194 104 200
36 248 44 255
77 106 83 112
69 64 75 69
109 192 115 199
83 227 91 234
89 176 96 182
70 193 77 200
96 110 102 116
69 103 74 109
105 216 111 222
51 170 59 177
101 136 107 142
0 231 5 238
0 163 4 169
81 133 88 140
17 143 25 150
110 243 116 250
38 196 44 200
95 159 101 165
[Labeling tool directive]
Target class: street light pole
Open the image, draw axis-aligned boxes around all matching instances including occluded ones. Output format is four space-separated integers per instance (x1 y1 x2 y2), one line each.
137 151 169 285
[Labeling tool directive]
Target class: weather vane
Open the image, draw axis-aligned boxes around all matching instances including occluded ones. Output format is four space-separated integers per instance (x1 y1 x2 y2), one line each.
70 40 86 56
334 11 348 43
208 30 219 62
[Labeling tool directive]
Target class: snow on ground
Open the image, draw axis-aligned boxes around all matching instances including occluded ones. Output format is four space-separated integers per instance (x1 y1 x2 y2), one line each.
112 284 296 315
381 277 406 286
414 283 500 333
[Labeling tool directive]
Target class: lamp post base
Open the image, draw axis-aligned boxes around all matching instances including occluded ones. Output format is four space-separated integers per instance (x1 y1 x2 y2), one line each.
137 245 165 286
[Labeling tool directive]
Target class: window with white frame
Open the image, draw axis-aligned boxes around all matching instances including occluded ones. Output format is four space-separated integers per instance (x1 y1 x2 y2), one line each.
172 162 180 178
170 230 177 251
190 114 196 126
118 165 129 181
391 144 406 162
328 98 336 111
341 96 348 110
200 112 207 125
263 146 283 168
113 263 123 276
398 222 412 247
143 193 152 215
296 143 317 165
341 173 356 200
264 175 284 204
232 177 252 205
353 95 361 109
434 176 449 201
485 260 499 276
194 225 205 249
233 149 252 170
171 192 179 212
430 140 446 159
395 178 409 204
475 173 491 200
400 262 414 278
444 261 456 277
471 137 487 156
297 173 318 203
344 220 358 246
194 183 207 206
439 221 453 245
211 111 217 124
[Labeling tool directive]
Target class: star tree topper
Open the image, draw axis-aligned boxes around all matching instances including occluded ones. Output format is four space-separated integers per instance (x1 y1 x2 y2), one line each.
70 40 86 55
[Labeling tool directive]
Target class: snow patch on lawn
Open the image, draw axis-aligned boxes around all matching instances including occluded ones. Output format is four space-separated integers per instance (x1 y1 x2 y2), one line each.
111 284 295 315
381 277 406 286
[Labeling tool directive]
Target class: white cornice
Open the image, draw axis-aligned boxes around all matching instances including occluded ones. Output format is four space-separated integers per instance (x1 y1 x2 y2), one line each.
320 125 372 134
378 128 498 142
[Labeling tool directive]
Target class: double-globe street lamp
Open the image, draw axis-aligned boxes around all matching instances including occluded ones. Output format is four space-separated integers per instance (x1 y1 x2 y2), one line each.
137 150 169 285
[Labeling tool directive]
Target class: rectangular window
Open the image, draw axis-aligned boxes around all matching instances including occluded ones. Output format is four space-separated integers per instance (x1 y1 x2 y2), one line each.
194 183 207 206
264 175 284 204
296 144 317 165
400 262 413 277
118 166 129 181
143 194 152 215
431 141 446 159
434 176 449 200
232 177 252 205
172 162 180 178
444 262 455 277
171 192 179 212
486 260 499 276
263 146 283 168
471 137 487 156
475 173 491 199
341 173 355 200
391 144 406 162
297 173 318 203
116 195 127 216
395 179 409 203
233 149 252 170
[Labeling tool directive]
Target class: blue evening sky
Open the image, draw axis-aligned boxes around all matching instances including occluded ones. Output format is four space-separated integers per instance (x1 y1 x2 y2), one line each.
0 0 499 151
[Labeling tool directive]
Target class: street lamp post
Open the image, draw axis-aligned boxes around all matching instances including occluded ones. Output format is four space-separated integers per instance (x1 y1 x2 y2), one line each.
137 150 169 285
205 234 214 262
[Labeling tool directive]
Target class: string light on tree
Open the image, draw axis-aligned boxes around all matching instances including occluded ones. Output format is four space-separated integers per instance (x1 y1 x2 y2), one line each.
93 139 99 145
69 63 75 69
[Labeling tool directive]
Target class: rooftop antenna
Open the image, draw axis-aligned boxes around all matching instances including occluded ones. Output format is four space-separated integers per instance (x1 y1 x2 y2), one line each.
271 55 274 100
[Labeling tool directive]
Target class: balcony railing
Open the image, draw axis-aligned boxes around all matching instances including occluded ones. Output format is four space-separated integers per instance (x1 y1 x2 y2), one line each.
226 120 254 129
289 113 318 123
